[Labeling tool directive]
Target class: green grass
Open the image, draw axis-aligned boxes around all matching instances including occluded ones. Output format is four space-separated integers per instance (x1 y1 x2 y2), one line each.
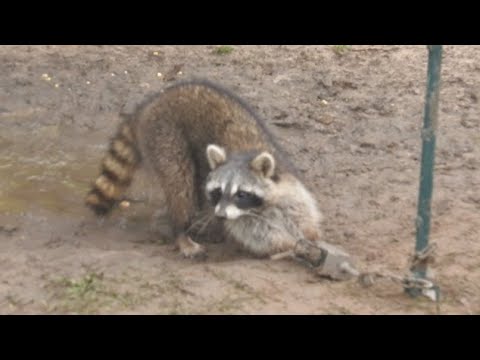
213 45 234 55
61 272 103 298
46 271 141 314
331 45 352 55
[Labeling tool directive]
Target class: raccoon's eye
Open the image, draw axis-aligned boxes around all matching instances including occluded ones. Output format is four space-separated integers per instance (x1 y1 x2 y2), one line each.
209 188 222 205
234 191 263 209
236 190 248 199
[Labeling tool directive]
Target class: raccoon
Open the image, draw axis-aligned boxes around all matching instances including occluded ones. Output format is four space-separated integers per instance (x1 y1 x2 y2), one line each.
85 80 323 258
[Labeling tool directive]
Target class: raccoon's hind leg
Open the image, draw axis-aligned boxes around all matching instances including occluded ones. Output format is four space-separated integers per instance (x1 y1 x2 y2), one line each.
164 162 206 259
161 166 207 259
143 133 206 259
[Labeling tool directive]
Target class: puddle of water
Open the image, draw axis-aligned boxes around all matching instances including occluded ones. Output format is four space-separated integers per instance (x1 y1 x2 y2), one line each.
0 153 98 215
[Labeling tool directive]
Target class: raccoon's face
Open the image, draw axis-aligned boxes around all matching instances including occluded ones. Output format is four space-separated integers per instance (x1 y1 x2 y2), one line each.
205 144 276 220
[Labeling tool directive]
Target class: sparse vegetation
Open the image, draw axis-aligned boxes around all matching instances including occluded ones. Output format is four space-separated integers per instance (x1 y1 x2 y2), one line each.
213 45 234 55
61 272 102 297
331 45 352 55
46 272 141 314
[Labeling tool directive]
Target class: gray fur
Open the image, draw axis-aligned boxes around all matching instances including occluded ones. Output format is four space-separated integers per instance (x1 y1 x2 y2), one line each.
206 147 323 256
87 80 323 258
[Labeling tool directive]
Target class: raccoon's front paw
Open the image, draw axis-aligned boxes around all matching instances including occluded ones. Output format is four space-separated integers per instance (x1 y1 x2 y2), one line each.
176 234 207 260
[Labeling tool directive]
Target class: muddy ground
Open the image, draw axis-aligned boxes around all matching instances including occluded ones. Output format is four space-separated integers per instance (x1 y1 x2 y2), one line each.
0 45 479 314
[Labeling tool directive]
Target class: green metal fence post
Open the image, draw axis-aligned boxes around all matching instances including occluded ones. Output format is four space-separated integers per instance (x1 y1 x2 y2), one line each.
407 45 443 297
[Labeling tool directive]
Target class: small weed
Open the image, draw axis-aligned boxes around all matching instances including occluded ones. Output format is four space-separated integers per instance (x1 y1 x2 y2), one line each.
213 46 234 55
331 45 352 55
47 271 142 314
61 272 103 298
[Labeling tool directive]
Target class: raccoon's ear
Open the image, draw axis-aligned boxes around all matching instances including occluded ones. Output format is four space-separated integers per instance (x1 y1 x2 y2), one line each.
206 144 227 170
251 152 276 178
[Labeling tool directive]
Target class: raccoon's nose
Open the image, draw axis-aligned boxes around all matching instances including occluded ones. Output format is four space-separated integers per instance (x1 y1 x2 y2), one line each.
214 204 228 219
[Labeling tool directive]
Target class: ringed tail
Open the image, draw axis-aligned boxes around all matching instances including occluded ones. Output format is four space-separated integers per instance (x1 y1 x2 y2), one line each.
85 120 141 215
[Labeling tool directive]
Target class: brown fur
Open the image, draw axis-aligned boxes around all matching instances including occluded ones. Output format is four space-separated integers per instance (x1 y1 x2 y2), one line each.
85 80 312 257
87 80 290 221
